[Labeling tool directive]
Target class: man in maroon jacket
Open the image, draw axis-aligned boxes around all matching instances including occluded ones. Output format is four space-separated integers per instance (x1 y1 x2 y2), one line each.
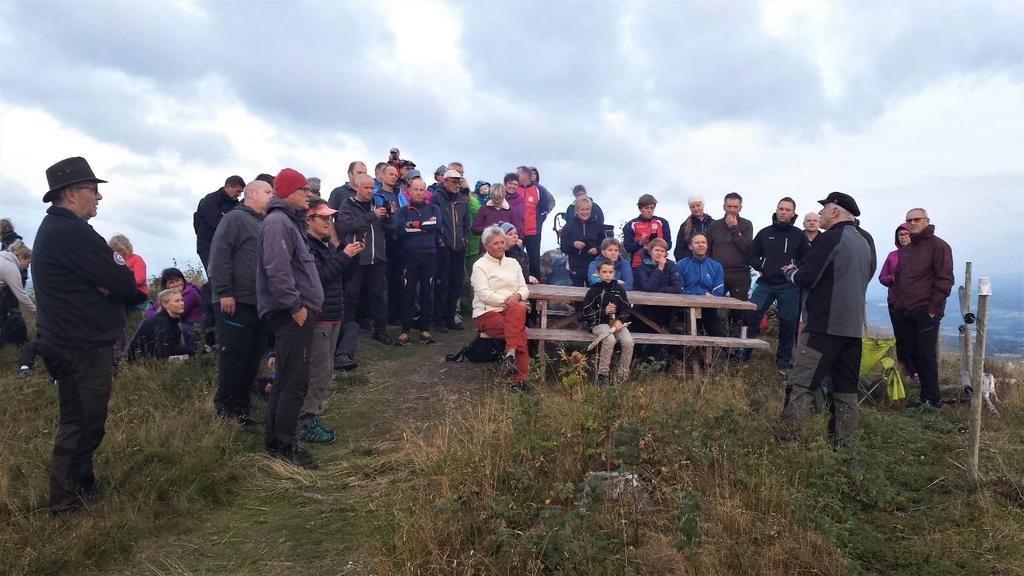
891 207 954 409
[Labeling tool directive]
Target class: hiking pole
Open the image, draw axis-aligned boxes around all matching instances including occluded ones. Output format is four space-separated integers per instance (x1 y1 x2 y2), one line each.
967 277 990 484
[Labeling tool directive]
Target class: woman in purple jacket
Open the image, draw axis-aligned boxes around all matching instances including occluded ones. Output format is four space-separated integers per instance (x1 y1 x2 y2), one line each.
471 183 512 254
879 224 916 380
145 267 203 345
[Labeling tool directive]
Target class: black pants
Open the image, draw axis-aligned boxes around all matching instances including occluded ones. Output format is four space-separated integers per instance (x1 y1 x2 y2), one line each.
524 234 542 280
888 305 919 376
891 307 941 404
434 247 466 326
402 252 436 333
343 263 387 329
722 269 752 337
265 309 317 452
698 308 726 337
386 244 403 324
569 268 589 288
40 342 114 512
214 303 270 418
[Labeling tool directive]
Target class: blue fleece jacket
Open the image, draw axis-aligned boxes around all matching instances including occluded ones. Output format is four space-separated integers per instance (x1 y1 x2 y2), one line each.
634 259 683 293
394 201 440 253
587 256 634 290
678 255 725 296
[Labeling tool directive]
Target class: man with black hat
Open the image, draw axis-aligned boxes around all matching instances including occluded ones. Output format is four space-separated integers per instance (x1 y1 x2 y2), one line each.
33 157 147 514
780 191 876 450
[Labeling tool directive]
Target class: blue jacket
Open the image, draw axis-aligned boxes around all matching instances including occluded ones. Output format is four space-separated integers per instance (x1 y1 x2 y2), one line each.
634 259 683 293
587 255 634 290
678 255 725 296
394 201 441 253
559 214 604 277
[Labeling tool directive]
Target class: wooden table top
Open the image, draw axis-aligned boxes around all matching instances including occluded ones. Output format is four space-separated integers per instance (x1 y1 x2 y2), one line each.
527 284 757 310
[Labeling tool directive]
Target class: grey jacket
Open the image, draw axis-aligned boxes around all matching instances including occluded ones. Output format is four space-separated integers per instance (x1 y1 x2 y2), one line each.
209 204 263 306
785 221 876 338
256 197 324 317
335 195 388 265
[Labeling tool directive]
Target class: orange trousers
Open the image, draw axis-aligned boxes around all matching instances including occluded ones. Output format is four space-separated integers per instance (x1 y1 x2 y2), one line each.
474 304 529 382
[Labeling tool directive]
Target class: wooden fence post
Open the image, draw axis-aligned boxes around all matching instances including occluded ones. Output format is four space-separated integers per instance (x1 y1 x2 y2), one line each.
959 263 973 390
967 277 990 483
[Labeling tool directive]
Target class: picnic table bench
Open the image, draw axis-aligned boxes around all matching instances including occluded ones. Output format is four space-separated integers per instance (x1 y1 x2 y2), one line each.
520 284 770 359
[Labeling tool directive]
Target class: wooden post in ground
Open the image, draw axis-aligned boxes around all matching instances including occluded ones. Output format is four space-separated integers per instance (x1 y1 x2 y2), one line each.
959 263 973 390
968 277 990 484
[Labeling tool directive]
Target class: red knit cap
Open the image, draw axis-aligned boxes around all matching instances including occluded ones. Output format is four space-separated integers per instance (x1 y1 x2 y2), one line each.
273 168 309 198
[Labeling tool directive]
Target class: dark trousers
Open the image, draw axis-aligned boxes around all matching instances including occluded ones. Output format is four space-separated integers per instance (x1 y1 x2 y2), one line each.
386 245 404 324
264 309 317 452
569 268 589 288
745 281 800 365
214 303 270 418
434 247 466 326
783 332 863 447
888 305 918 376
524 234 542 280
721 269 752 336
19 339 39 368
40 342 114 512
698 308 726 337
402 252 436 333
892 307 941 404
343 263 387 328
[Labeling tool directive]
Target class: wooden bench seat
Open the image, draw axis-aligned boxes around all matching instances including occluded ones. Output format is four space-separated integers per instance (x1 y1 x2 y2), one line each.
482 327 770 349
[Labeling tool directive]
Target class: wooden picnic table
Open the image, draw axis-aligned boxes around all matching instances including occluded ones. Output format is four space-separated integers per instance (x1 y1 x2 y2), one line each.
524 284 770 358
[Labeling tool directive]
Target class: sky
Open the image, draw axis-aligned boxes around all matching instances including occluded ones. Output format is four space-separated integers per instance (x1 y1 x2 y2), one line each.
1 0 1022 300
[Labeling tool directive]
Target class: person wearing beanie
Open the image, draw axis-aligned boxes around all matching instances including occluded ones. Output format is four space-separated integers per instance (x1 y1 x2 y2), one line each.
674 193 715 261
256 167 323 470
499 222 536 284
623 193 672 269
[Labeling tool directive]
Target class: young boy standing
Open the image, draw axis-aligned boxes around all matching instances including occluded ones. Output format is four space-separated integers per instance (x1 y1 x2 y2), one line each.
582 258 635 387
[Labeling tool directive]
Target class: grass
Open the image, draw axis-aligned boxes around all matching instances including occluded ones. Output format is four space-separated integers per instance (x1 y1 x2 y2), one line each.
1 329 1022 575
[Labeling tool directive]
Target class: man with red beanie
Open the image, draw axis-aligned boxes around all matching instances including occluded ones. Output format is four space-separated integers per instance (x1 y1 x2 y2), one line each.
256 168 323 470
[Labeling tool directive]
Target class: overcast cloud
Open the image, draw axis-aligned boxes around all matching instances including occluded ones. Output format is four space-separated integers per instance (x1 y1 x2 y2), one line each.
1 0 1022 295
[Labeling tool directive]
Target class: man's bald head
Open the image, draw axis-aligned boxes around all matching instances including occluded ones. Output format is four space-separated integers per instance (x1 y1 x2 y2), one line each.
243 180 273 214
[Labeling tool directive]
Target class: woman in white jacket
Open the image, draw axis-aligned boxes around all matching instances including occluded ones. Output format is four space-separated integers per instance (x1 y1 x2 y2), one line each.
471 225 530 386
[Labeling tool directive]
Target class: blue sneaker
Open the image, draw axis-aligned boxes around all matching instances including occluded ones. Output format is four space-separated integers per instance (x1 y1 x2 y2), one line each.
298 420 336 445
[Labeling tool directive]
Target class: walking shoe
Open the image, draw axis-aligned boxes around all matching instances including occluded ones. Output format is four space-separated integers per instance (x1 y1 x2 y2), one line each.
453 313 464 327
334 355 358 371
372 330 394 345
313 418 335 435
597 374 608 389
15 367 31 379
271 446 320 470
419 331 436 344
297 421 336 445
395 333 410 346
502 351 520 375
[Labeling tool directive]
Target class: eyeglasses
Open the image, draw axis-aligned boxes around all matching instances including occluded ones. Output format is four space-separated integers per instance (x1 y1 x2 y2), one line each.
70 185 99 193
905 217 927 223
311 215 334 222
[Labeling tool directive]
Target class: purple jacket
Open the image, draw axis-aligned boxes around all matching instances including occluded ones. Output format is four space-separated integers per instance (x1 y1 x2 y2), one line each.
878 224 908 305
145 282 202 324
505 191 526 236
471 201 512 251
256 197 324 317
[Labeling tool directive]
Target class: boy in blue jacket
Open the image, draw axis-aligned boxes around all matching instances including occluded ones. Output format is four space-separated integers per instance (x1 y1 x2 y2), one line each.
394 177 440 345
582 258 635 387
677 233 726 337
587 237 633 289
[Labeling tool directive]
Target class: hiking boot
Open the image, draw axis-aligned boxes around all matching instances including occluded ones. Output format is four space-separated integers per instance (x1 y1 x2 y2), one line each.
420 331 436 344
298 420 336 445
597 374 608 389
502 351 519 375
15 367 31 379
395 333 410 347
334 355 358 371
373 330 394 345
237 415 259 432
272 446 320 470
453 313 464 327
314 419 335 435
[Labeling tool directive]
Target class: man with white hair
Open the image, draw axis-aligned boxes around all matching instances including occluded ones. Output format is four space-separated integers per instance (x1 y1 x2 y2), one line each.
674 194 715 260
780 192 876 449
891 207 954 409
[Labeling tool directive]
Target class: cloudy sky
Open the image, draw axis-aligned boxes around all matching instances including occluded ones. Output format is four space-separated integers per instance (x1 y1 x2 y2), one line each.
1 0 1022 295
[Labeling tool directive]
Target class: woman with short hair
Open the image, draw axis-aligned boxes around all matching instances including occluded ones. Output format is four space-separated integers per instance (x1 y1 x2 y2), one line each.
108 234 148 296
126 288 192 360
471 225 531 387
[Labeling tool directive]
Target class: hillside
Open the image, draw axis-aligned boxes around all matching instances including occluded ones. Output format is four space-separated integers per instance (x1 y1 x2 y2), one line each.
1 330 1022 576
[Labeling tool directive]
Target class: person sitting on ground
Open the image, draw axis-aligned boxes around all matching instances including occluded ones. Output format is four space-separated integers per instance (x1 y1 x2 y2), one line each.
145 268 202 341
879 223 917 381
563 184 605 226
300 197 363 445
583 258 635 388
472 225 531 388
674 194 715 261
394 177 440 346
677 233 727 337
624 194 671 269
499 222 538 284
108 234 149 297
559 196 604 287
126 288 192 360
471 183 512 252
588 237 633 289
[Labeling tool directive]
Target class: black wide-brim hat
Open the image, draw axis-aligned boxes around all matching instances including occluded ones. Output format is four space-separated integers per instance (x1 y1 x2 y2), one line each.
43 156 107 203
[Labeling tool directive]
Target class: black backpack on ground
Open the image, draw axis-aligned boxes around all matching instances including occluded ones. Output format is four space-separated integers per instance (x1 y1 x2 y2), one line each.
445 333 504 363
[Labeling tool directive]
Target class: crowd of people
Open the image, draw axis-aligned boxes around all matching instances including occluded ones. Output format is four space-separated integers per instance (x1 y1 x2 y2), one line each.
0 151 955 515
